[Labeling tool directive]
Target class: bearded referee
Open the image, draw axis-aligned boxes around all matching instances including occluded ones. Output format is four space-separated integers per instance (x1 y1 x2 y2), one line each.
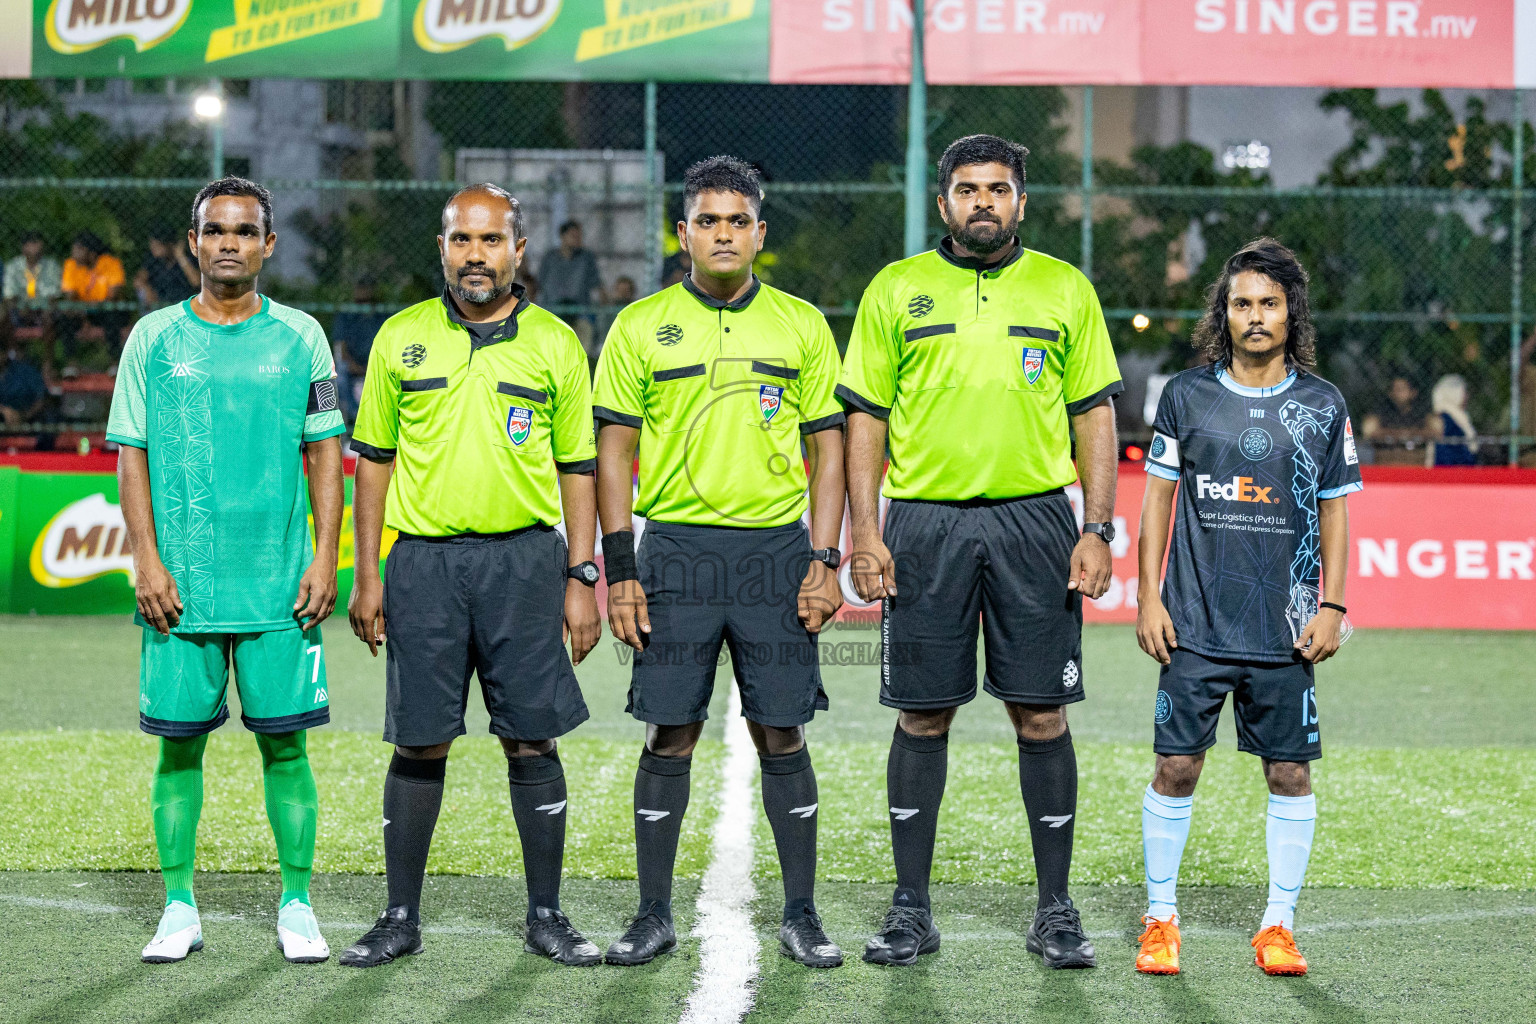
339 184 604 968
840 135 1122 969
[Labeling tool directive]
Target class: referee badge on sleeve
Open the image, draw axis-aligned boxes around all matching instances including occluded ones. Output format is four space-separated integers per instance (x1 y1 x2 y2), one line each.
506 406 532 446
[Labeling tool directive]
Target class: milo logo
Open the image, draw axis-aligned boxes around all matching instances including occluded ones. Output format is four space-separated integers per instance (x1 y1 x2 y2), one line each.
414 0 560 52
46 0 191 53
30 493 135 588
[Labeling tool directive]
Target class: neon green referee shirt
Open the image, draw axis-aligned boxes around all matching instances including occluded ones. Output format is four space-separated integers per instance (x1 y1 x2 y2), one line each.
352 286 596 536
591 276 845 528
838 238 1122 501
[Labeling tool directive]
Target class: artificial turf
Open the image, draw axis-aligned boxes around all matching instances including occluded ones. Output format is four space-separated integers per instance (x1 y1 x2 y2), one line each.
1 616 1532 1024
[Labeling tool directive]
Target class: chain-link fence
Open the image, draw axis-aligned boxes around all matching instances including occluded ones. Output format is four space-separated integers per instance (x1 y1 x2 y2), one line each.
2 79 1531 465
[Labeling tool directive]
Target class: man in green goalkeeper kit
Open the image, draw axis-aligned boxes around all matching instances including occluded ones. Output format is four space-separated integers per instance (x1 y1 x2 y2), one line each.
107 177 346 964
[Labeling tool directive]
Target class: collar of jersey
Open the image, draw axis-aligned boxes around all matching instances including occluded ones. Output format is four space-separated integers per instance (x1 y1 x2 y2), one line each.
440 282 529 344
936 235 1023 272
681 273 761 311
180 294 270 332
1216 366 1297 397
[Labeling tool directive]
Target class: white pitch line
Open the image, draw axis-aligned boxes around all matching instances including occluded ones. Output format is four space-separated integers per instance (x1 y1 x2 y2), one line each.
677 684 760 1024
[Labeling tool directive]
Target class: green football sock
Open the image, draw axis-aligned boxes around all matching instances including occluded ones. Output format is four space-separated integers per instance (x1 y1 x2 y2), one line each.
151 734 207 908
255 731 319 906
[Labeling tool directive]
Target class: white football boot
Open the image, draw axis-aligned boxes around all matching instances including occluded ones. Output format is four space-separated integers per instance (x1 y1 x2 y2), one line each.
142 900 202 963
277 898 330 963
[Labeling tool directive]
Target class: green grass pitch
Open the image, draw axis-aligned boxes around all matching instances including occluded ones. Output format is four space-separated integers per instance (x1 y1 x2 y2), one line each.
2 616 1534 1023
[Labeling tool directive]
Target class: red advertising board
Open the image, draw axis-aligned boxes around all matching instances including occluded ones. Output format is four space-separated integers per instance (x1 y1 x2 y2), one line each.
769 0 1143 84
1063 466 1536 629
769 0 1525 87
1141 0 1516 88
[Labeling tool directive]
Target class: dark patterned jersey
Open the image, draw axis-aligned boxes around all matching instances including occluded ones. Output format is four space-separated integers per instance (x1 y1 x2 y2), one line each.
1145 365 1362 662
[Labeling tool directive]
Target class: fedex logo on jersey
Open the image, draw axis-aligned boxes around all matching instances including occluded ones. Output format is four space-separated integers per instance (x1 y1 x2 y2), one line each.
1195 474 1278 504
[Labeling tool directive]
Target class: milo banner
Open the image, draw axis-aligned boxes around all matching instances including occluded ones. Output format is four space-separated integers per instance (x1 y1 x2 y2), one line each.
0 465 392 617
31 0 772 81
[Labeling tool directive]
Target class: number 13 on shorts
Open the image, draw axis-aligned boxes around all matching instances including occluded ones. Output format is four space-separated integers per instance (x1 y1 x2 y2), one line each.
1302 686 1318 744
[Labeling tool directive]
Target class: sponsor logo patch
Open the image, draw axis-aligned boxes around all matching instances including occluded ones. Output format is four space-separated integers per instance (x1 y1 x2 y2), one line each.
1344 417 1359 465
759 384 782 423
506 406 532 446
401 343 427 368
1150 435 1167 460
655 323 683 347
1022 347 1046 385
1240 426 1273 461
907 294 934 318
1195 474 1278 504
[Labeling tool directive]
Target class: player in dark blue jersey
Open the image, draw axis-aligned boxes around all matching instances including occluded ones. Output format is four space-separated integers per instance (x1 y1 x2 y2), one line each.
1132 238 1361 978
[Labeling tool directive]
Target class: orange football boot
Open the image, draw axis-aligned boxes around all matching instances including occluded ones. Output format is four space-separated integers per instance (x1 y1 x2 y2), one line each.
1251 924 1308 976
1136 916 1181 975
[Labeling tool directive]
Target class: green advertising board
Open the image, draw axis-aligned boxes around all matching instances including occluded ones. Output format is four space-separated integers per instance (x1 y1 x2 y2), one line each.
1 467 387 617
32 0 770 80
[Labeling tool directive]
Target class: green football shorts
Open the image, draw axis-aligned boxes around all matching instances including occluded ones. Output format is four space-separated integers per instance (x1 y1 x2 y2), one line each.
138 626 330 737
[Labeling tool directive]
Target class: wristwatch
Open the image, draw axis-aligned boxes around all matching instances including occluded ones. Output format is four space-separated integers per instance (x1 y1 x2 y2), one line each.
567 561 600 586
1082 522 1116 544
810 547 841 570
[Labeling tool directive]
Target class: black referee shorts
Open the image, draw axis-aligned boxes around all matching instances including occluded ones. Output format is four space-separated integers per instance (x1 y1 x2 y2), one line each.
382 526 589 746
879 491 1085 711
627 519 827 728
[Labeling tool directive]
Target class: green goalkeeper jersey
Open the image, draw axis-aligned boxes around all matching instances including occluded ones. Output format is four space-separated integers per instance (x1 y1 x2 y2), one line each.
107 296 346 633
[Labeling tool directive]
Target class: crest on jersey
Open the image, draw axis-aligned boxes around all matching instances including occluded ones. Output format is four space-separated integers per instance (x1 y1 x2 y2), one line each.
402 343 427 368
908 294 934 318
1022 347 1046 385
759 385 783 423
656 323 683 347
1240 427 1273 461
506 406 532 446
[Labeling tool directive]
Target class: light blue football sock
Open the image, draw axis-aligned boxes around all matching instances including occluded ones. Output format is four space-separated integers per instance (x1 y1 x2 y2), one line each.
1261 793 1316 930
1142 784 1193 920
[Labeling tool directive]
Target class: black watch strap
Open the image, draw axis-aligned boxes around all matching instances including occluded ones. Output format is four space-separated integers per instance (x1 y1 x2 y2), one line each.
810 547 841 569
1083 521 1115 543
567 561 600 586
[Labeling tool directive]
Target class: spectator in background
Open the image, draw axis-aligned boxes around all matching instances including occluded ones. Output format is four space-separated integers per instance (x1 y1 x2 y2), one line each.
1360 376 1431 466
4 232 62 306
0 337 52 450
519 267 541 304
61 231 126 306
60 231 128 365
134 229 197 309
332 277 389 423
591 275 639 374
539 220 604 358
1429 374 1479 467
659 249 690 288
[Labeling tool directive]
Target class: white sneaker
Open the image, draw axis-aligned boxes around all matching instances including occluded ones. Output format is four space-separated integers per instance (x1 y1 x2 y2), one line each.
277 899 330 963
142 900 202 963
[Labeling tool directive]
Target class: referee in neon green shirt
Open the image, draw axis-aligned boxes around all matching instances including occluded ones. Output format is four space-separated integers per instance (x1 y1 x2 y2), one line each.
340 184 603 969
593 157 847 968
842 135 1122 969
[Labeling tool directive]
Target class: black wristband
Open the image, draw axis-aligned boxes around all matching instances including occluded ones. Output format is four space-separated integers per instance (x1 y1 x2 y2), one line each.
601 530 638 585
1320 601 1347 614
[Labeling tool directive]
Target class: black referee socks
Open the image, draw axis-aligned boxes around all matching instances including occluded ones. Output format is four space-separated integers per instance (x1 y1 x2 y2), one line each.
634 749 692 921
1017 729 1078 909
383 752 447 922
507 747 568 925
887 726 950 909
759 746 819 920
